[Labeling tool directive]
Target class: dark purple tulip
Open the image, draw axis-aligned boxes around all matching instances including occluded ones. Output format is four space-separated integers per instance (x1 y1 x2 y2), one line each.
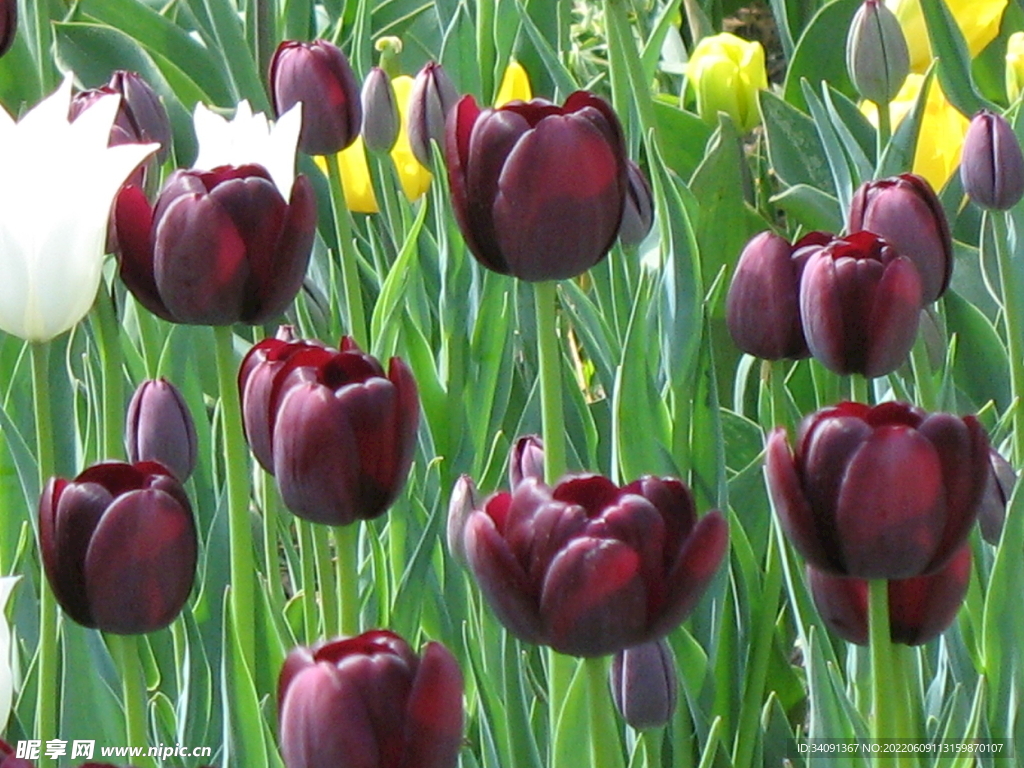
278 631 464 768
447 91 628 282
960 110 1024 210
114 164 316 325
0 0 15 60
270 39 362 156
610 639 678 729
269 337 420 525
978 447 1016 545
508 434 544 487
726 230 831 360
618 160 654 247
0 739 34 768
125 378 198 482
808 543 971 645
848 173 952 303
362 66 400 154
70 72 171 158
766 401 989 580
462 474 728 657
447 474 478 565
39 461 197 634
407 61 459 167
800 231 923 377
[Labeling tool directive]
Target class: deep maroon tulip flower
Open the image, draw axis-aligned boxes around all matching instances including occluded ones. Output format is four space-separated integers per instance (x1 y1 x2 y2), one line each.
278 630 463 768
270 39 361 156
39 461 197 634
609 639 678 729
848 173 952 303
407 61 459 167
70 72 171 158
508 434 544 487
0 0 14 60
246 336 420 525
766 401 989 580
961 110 1024 211
978 447 1016 545
125 378 198 482
447 91 628 282
726 230 831 360
799 231 923 377
808 544 971 645
0 739 33 768
462 474 728 657
114 164 316 325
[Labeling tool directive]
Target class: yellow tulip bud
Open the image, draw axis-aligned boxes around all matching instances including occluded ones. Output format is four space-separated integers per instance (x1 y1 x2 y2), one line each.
495 60 532 106
686 32 767 133
886 0 1007 74
391 74 432 202
1007 31 1024 103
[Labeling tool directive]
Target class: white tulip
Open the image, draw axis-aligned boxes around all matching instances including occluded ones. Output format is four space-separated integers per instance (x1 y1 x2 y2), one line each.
192 100 301 198
0 78 157 343
0 575 19 731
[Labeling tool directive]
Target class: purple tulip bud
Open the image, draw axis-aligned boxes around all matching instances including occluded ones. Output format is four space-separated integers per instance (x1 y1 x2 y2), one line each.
618 160 654 247
447 474 478 565
978 447 1016 545
464 474 728 656
960 110 1024 210
766 401 989 579
846 0 909 105
800 231 923 377
278 631 464 768
361 67 400 154
114 164 317 325
265 337 420 526
39 461 197 634
848 173 952 303
407 61 459 167
270 39 362 156
726 230 831 360
808 543 971 645
0 739 34 768
508 434 545 487
447 91 628 282
610 639 678 729
0 0 15 60
125 378 198 482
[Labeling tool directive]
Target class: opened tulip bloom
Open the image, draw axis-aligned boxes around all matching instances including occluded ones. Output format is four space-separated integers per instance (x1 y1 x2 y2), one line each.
0 78 156 342
278 631 463 768
447 91 627 281
766 401 988 580
39 461 197 634
461 474 727 656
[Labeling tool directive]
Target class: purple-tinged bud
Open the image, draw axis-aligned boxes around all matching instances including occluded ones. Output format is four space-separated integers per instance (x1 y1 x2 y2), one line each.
610 639 678 729
618 160 654 247
447 474 479 565
846 0 909 105
508 434 545 487
108 71 172 162
978 447 1016 545
125 378 198 482
407 61 459 167
961 110 1024 210
361 67 400 154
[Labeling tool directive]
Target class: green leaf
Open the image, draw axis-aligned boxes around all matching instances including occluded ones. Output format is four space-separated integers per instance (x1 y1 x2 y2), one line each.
653 100 714 181
770 184 843 233
877 67 936 178
801 81 854 213
944 290 1009 410
782 0 861 113
759 90 835 194
919 0 999 117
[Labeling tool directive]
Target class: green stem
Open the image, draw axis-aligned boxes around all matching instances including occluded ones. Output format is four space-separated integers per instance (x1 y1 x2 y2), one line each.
313 525 338 636
769 360 788 429
534 281 566 483
868 580 894 768
213 326 255 669
642 729 663 768
260 470 284 611
333 524 360 636
476 0 496 102
548 650 575 768
852 375 870 404
93 284 124 461
298 521 318 642
603 0 661 157
993 211 1024 464
32 342 57 745
108 634 156 768
876 99 892 162
586 656 622 768
326 153 368 348
909 333 938 411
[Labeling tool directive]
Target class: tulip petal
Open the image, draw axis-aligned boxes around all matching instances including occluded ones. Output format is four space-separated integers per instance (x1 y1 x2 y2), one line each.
44 479 108 627
865 256 922 376
253 174 317 322
807 567 869 645
889 544 971 645
115 186 174 321
402 642 465 768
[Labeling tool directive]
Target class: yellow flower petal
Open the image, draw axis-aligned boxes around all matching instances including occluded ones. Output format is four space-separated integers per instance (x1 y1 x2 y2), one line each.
391 75 432 202
686 32 767 132
1007 31 1024 103
886 0 1007 74
495 60 533 106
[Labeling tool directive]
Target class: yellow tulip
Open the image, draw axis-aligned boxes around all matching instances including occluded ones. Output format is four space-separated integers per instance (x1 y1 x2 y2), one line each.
862 73 969 190
495 60 532 106
390 75 433 202
886 0 1007 74
1006 31 1024 103
686 32 767 133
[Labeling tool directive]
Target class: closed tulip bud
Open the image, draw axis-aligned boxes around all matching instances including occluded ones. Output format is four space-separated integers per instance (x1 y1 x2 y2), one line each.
800 231 923 377
125 378 198 482
407 61 459 167
361 67 400 153
0 740 32 768
114 164 316 325
39 461 197 634
960 110 1024 210
610 639 678 729
70 71 172 163
686 32 767 133
270 39 362 156
508 434 545 487
727 230 831 360
1007 31 1024 104
269 337 420 526
808 544 971 645
0 0 15 60
463 474 728 656
978 447 1016 545
278 631 463 768
447 91 628 281
847 0 910 105
848 173 952 303
447 474 478 565
766 401 989 579
619 160 654 247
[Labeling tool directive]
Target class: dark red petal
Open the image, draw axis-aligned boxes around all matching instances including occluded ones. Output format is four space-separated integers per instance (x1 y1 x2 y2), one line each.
800 251 849 373
115 185 174 322
889 544 971 644
864 256 922 377
402 642 464 768
48 480 111 627
807 567 869 645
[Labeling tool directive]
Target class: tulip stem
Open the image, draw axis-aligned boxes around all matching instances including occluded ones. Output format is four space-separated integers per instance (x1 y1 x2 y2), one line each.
333 524 360 636
534 280 567 483
586 656 623 768
213 325 255 670
992 211 1024 464
93 282 124 461
326 153 369 348
313 525 338 637
876 99 892 161
298 521 318 642
868 579 896 768
909 333 938 411
108 634 156 768
31 341 58 746
642 729 663 768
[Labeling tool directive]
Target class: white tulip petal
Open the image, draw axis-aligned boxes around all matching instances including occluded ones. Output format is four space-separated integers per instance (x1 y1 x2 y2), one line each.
0 576 20 732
